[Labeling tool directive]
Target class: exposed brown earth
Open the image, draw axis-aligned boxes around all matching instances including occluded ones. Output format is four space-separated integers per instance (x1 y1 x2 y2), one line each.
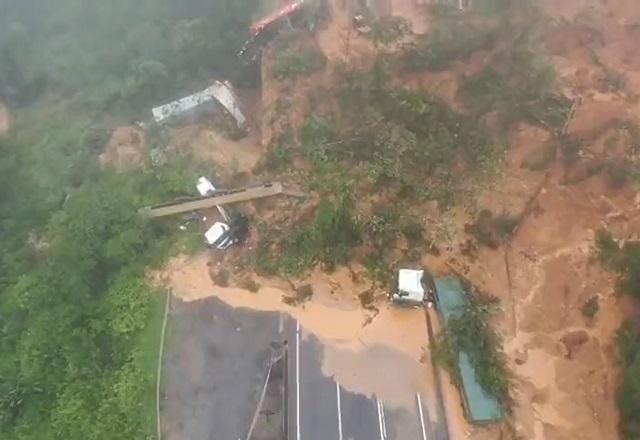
99 126 148 171
158 1 640 439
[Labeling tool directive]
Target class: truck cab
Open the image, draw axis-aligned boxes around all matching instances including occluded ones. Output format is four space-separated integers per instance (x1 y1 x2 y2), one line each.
392 269 434 306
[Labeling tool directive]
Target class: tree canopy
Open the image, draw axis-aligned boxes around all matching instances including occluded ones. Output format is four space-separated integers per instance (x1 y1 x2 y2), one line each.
0 0 258 114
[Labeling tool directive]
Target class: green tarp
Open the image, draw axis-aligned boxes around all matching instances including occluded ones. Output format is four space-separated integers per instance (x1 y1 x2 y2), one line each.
433 277 504 424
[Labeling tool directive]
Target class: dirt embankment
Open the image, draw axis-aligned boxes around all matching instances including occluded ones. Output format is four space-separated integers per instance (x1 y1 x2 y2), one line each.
100 126 148 171
426 127 639 439
166 125 262 176
422 2 640 437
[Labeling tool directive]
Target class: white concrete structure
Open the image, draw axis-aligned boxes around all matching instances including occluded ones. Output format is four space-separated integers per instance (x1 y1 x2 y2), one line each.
152 81 247 128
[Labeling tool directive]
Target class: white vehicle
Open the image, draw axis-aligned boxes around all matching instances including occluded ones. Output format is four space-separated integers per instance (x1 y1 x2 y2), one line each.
204 222 235 250
197 178 231 250
392 269 431 306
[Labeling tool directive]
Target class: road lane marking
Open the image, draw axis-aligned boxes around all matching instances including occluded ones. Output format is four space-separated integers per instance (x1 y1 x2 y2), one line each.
279 312 284 334
376 399 384 440
336 382 343 440
380 400 387 439
296 321 301 440
376 398 388 440
416 392 428 440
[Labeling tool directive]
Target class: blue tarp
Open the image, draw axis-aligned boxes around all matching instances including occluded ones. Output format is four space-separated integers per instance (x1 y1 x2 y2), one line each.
433 278 504 424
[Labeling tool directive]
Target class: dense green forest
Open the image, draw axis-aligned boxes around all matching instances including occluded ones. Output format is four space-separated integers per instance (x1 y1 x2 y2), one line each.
0 0 257 438
0 0 258 115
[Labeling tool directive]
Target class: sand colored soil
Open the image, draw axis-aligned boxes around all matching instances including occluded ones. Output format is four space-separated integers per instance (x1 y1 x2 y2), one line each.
423 122 640 439
99 126 148 171
0 102 11 136
166 125 262 175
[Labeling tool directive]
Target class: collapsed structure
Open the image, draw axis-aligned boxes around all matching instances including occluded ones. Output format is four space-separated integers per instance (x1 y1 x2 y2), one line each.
151 80 247 129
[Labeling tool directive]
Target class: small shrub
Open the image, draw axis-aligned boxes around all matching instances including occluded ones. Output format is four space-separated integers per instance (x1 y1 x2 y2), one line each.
263 143 293 171
401 23 497 71
595 229 621 269
240 277 260 293
616 320 640 438
363 251 390 284
581 296 600 319
283 284 314 305
619 244 640 299
213 269 230 287
369 17 411 47
493 213 518 236
272 47 327 81
521 144 556 170
559 135 581 164
460 47 571 131
468 210 517 249
596 229 640 300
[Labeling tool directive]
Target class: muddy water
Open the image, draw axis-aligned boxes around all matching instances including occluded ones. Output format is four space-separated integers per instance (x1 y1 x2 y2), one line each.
164 253 443 411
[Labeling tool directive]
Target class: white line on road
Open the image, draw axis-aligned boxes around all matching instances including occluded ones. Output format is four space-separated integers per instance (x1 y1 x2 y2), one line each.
416 392 428 440
296 321 301 440
336 382 343 440
380 399 387 439
376 399 384 440
278 312 284 334
376 398 388 440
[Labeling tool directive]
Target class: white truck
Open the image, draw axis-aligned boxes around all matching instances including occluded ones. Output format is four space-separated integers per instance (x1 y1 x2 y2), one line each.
391 269 434 306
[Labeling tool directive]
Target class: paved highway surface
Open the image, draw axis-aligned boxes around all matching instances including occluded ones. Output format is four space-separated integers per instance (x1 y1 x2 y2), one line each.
285 317 449 440
161 297 281 440
161 296 448 440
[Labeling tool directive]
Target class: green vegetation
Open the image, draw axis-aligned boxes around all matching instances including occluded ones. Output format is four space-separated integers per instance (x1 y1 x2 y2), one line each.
460 44 572 131
258 61 498 278
0 116 198 439
468 209 517 249
239 277 261 293
595 229 640 298
257 60 499 278
595 229 640 438
0 0 257 115
272 46 327 81
433 293 511 409
368 17 411 47
0 0 258 437
309 62 499 203
581 296 600 320
213 269 231 287
401 22 497 71
617 321 640 439
252 190 361 275
559 134 582 164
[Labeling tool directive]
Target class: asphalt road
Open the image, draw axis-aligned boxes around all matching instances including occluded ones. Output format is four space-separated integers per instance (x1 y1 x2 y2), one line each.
161 297 449 440
286 317 447 440
161 296 282 440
